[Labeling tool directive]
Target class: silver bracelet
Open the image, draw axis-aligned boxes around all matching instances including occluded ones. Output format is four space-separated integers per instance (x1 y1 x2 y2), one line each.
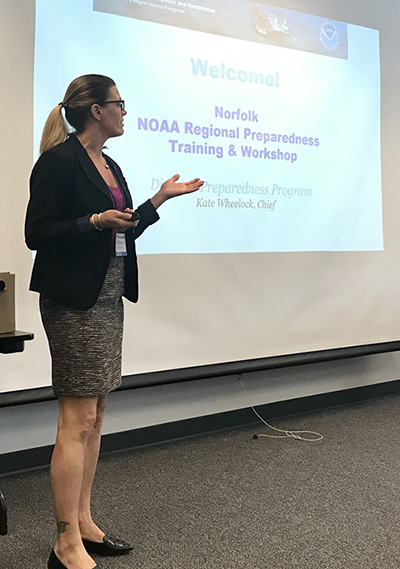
91 214 102 231
98 212 104 230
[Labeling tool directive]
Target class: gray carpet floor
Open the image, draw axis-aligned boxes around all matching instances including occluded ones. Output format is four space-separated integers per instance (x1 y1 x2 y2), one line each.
2 395 400 568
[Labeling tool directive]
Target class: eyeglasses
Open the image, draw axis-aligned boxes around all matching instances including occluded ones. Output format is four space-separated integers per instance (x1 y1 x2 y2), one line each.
103 99 125 111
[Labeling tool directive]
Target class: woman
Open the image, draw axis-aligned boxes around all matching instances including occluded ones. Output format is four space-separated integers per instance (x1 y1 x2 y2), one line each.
25 74 203 569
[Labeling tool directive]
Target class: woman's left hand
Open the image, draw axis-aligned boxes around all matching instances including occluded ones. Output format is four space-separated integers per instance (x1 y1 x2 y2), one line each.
160 174 204 199
150 174 204 210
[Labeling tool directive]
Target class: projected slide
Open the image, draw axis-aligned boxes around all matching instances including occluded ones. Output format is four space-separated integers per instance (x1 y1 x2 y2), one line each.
34 0 382 253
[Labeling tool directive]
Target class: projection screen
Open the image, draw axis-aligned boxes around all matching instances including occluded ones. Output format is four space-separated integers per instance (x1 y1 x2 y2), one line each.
1 0 399 394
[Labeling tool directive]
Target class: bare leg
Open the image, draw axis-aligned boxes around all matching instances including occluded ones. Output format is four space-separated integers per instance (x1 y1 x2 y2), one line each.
78 395 107 542
51 396 99 569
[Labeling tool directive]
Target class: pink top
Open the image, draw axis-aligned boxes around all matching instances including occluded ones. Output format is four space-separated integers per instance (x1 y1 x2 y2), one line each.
108 185 125 253
108 185 124 212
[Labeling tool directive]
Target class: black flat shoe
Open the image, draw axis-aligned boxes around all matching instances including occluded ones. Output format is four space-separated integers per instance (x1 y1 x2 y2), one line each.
47 549 98 568
82 535 133 556
48 550 67 569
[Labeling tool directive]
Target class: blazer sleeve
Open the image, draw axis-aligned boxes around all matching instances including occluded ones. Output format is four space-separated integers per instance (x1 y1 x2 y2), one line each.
25 149 93 252
105 156 160 240
134 199 160 240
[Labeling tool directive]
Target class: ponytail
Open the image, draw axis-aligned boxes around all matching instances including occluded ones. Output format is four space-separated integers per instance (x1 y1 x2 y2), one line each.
39 75 116 154
39 104 69 155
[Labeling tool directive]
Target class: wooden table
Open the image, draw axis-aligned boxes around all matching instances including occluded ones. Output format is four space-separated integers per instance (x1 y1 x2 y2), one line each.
0 330 34 535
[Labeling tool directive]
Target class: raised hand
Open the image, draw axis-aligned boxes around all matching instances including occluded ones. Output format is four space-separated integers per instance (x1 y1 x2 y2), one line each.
150 174 204 209
160 174 204 199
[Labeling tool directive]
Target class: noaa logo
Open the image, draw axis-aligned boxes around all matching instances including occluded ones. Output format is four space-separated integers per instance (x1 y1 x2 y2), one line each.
320 22 339 51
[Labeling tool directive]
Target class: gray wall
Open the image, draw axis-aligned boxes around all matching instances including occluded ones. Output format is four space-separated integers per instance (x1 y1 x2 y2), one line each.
1 352 399 455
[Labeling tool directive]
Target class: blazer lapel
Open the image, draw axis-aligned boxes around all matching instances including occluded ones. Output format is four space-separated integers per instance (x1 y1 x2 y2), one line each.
65 134 113 203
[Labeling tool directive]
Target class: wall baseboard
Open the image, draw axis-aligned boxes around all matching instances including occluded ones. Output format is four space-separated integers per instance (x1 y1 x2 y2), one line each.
1 379 399 477
2 341 400 409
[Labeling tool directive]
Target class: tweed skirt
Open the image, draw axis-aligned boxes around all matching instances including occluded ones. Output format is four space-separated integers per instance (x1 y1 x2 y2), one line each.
40 256 125 397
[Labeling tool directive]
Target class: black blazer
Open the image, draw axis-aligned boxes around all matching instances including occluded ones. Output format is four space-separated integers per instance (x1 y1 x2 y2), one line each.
25 134 159 310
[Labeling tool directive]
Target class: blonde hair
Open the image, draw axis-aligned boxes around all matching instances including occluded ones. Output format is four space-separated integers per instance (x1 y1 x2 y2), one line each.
39 74 116 155
39 104 68 155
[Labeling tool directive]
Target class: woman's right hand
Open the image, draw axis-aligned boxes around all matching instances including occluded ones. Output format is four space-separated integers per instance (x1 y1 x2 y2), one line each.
92 209 139 231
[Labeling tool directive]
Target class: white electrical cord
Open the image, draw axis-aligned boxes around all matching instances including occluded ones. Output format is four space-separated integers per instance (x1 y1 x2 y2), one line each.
238 374 324 442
